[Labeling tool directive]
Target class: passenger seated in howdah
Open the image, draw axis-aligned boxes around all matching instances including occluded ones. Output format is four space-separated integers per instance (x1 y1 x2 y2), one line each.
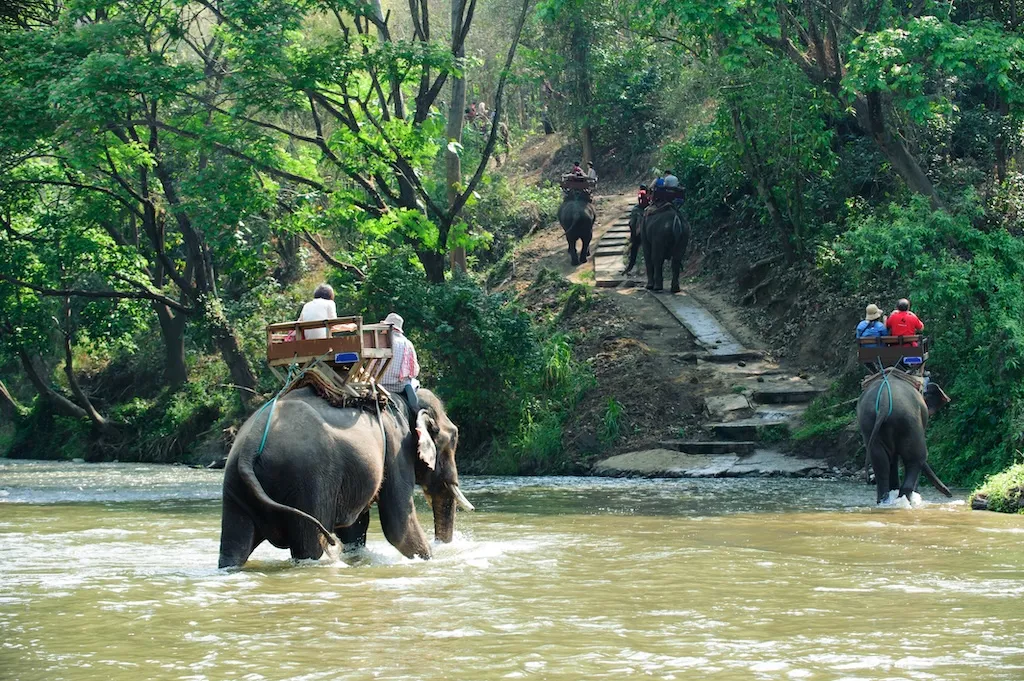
886 298 923 344
855 303 886 346
297 284 337 340
637 184 650 208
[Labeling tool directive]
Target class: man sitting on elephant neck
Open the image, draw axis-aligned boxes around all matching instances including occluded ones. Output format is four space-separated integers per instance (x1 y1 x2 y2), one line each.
380 312 421 413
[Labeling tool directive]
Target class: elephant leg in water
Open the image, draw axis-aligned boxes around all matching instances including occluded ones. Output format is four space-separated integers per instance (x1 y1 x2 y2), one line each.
336 509 371 551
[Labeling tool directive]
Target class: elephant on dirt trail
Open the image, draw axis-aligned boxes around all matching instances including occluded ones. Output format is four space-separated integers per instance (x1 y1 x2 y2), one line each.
558 188 595 266
218 388 472 568
857 374 953 504
640 204 690 293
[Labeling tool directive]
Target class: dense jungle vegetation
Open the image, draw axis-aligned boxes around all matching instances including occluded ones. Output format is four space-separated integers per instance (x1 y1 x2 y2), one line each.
2 0 1024 500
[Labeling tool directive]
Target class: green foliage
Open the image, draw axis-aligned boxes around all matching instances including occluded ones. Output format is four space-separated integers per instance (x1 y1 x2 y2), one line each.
792 373 862 441
971 460 1024 514
600 398 624 444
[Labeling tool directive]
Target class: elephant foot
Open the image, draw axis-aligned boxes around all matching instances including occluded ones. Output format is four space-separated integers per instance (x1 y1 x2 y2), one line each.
645 284 655 290
570 258 579 266
580 255 588 264
671 285 681 293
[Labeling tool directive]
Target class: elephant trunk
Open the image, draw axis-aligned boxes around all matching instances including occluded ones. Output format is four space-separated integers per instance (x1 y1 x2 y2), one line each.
432 491 456 543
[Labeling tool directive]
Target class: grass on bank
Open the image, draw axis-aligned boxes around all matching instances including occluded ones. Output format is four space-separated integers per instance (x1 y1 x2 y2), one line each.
970 461 1024 514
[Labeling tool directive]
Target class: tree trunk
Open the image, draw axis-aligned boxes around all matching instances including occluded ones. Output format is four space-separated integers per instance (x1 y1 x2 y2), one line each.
418 249 446 284
0 378 25 422
571 16 595 165
580 125 595 166
61 298 114 434
854 94 943 209
17 349 88 420
447 0 468 274
202 300 257 406
155 304 188 387
728 102 796 262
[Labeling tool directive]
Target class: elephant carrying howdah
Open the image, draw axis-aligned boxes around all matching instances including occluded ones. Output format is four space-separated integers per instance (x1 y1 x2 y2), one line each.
558 188 596 265
217 387 472 568
857 372 953 504
625 202 690 292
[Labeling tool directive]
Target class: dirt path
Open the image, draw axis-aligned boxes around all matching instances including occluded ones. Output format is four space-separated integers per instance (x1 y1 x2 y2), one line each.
505 187 845 478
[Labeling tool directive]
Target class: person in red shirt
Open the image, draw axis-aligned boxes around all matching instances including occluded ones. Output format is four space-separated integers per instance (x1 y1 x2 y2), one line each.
637 184 650 208
886 298 923 344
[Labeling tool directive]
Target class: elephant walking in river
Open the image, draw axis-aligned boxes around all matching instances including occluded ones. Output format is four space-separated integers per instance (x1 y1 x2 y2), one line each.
857 374 953 504
558 189 595 266
218 388 471 568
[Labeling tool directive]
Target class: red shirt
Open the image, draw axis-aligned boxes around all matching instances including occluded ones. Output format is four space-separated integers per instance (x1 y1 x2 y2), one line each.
638 190 650 207
886 310 923 338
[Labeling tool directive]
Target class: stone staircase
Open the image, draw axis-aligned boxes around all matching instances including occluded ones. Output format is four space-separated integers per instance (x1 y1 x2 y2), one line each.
587 220 829 476
592 204 635 288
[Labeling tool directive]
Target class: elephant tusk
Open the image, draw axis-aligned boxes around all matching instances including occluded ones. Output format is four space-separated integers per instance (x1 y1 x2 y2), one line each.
451 484 475 511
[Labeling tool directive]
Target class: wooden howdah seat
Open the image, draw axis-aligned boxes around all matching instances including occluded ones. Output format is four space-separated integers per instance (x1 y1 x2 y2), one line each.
857 335 929 373
560 174 595 192
266 315 393 387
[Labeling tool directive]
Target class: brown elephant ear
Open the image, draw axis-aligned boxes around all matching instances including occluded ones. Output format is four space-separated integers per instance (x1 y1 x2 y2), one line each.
416 410 437 470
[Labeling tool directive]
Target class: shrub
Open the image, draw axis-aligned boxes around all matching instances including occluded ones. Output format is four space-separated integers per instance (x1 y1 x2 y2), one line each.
970 460 1024 513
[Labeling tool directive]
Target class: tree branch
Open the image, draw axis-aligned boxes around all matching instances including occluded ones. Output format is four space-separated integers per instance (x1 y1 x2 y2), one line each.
301 230 366 280
0 273 192 312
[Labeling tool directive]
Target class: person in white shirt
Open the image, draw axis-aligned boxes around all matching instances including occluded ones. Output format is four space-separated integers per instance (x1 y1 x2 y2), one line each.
587 161 598 182
298 284 337 339
663 170 679 188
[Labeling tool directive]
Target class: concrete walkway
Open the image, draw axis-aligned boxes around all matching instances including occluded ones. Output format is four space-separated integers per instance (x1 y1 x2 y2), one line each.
653 291 748 357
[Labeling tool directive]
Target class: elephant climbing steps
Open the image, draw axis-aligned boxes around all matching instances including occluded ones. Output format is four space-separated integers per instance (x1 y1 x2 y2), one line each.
558 188 596 266
640 203 690 292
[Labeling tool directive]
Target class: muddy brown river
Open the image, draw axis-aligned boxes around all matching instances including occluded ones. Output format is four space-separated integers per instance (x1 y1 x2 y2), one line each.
1 460 1023 680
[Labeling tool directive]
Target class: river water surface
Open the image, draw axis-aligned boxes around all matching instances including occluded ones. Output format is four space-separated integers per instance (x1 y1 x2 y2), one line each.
2 460 1023 680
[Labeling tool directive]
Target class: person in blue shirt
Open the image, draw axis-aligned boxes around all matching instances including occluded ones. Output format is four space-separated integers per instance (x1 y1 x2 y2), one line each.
856 303 887 346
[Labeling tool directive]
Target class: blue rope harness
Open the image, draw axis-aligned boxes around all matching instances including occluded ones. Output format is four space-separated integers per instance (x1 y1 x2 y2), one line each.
253 362 391 460
873 357 908 418
254 363 299 459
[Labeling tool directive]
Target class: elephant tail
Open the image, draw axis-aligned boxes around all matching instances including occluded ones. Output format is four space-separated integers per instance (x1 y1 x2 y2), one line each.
235 409 338 547
922 461 953 497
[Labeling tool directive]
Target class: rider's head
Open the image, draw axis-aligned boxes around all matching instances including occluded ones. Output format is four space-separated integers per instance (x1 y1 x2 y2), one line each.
897 298 910 312
639 184 647 190
313 283 335 301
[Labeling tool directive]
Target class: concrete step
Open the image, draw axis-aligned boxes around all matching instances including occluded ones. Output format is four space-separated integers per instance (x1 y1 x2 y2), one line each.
706 418 791 441
659 440 759 455
665 350 765 364
751 386 825 405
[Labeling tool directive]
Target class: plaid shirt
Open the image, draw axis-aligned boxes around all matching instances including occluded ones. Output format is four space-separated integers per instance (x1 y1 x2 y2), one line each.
381 330 420 392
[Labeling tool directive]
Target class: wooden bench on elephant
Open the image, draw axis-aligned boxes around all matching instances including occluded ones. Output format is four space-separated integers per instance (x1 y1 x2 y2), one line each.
560 174 595 191
266 315 393 387
857 335 929 374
